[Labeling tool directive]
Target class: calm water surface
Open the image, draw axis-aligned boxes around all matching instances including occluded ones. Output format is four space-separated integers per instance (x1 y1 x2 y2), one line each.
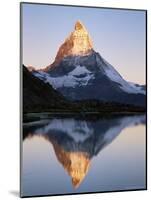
21 114 146 197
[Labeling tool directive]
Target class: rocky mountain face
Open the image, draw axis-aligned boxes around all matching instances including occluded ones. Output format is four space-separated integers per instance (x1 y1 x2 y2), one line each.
31 21 146 107
45 20 93 70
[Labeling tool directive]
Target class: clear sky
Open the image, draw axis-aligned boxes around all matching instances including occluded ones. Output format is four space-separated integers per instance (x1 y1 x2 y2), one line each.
22 3 146 84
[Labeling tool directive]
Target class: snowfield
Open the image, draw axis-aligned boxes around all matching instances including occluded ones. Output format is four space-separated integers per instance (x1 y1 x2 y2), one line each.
33 56 145 95
34 65 94 89
101 58 146 95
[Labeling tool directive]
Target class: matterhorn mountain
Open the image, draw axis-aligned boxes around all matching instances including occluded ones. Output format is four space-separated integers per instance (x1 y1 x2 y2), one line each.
32 20 146 106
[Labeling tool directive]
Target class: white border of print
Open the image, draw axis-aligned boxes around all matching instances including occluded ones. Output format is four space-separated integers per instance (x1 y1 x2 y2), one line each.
0 0 150 200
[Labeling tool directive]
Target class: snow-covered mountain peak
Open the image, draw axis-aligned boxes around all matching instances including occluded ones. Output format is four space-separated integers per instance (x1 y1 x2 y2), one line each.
31 21 146 106
47 21 93 68
74 20 86 31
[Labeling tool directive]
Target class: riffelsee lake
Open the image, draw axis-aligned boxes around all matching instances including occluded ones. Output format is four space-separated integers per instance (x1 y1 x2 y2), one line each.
21 114 146 197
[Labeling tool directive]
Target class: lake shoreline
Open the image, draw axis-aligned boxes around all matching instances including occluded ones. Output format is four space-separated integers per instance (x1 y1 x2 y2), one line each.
23 111 146 123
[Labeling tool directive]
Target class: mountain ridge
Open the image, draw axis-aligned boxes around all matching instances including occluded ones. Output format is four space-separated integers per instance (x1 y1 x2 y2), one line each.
28 20 146 107
45 20 93 71
23 65 70 113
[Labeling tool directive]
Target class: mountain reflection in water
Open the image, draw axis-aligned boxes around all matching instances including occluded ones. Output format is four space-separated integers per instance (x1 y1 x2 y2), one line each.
23 115 145 189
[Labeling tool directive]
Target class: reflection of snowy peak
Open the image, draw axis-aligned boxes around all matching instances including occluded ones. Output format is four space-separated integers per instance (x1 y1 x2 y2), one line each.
35 118 94 143
23 115 145 188
32 21 146 106
24 115 145 158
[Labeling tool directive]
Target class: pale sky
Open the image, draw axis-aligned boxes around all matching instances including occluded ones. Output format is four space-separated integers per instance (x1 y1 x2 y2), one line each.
22 3 146 84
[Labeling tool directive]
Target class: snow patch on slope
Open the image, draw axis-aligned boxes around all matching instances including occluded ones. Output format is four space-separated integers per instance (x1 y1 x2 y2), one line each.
34 65 94 89
102 58 145 95
128 82 146 94
69 65 92 76
33 56 145 95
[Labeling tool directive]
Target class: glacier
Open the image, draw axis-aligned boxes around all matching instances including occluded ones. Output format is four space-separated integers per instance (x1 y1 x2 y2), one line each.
101 58 146 95
33 60 145 95
34 65 95 89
